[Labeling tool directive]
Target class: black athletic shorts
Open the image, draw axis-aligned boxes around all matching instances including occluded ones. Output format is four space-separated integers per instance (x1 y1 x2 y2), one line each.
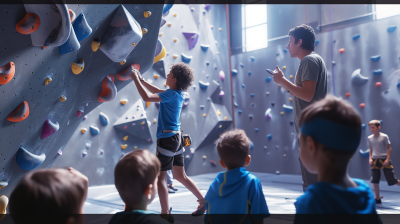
370 158 399 186
156 133 184 171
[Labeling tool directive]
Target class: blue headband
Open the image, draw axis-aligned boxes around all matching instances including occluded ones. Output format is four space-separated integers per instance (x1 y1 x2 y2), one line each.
300 117 362 151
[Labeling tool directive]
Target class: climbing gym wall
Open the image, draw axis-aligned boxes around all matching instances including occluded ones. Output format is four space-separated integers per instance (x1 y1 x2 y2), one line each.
0 3 162 195
56 4 232 185
231 15 400 180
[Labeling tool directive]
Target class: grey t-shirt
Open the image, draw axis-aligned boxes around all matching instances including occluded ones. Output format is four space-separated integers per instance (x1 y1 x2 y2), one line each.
368 133 390 159
293 52 328 134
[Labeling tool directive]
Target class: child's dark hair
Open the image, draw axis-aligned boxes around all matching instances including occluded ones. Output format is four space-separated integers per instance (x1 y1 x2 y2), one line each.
9 168 88 223
215 129 250 170
170 62 194 91
298 95 362 158
288 24 316 51
114 149 160 206
368 120 381 127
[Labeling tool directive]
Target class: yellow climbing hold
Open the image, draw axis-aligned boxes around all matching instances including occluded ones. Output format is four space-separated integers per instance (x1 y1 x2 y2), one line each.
173 38 178 42
123 135 128 141
131 43 136 46
280 111 284 115
141 121 145 125
60 95 67 102
134 146 137 150
141 28 148 34
121 144 128 150
167 23 172 27
154 74 159 79
153 118 157 123
0 182 7 190
120 59 126 65
203 114 206 117
0 195 8 216
81 128 87 134
173 13 177 17
278 84 281 87
282 66 287 70
284 154 286 157
159 33 163 37
144 11 152 18
164 83 168 87
146 102 151 108
218 28 222 31
91 40 100 52
203 155 207 159
217 110 221 116
173 54 178 59
224 117 228 120
71 59 84 75
289 97 293 102
289 75 293 79
45 77 52 85
219 125 222 128
120 99 128 105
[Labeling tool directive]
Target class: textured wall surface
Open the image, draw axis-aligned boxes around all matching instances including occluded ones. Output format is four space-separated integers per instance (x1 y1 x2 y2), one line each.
0 4 162 195
231 15 400 180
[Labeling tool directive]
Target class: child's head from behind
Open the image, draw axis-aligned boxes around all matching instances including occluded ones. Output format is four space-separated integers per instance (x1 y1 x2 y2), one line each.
368 120 381 134
114 149 160 209
298 95 362 174
167 62 194 91
216 129 251 170
9 168 88 224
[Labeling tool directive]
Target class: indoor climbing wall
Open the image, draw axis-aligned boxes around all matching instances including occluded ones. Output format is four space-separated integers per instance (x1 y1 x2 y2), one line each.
231 15 400 180
56 4 232 186
0 4 163 195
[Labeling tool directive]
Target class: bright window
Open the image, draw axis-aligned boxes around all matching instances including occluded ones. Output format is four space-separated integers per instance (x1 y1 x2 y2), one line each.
375 4 400 20
242 4 268 52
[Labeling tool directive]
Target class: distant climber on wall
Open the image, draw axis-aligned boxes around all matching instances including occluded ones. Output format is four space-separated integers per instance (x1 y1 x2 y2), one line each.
271 24 328 192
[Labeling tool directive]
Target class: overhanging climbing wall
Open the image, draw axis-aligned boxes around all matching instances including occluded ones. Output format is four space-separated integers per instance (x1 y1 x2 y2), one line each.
56 4 232 186
0 4 162 195
231 15 400 180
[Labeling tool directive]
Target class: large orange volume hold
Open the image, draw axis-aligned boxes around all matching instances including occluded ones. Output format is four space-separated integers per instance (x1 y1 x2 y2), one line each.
16 13 40 35
7 101 29 122
98 75 117 102
116 64 140 81
0 62 15 85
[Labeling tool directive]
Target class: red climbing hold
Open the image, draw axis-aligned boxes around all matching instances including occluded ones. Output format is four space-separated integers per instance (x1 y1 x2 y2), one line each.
375 82 382 87
116 64 140 81
98 75 117 102
0 62 15 85
210 160 217 166
359 103 365 109
7 101 29 122
68 9 76 22
345 93 351 98
339 48 345 54
16 13 40 35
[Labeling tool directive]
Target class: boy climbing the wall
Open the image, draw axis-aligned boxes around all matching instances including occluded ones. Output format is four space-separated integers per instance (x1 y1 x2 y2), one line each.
131 62 206 222
368 120 400 204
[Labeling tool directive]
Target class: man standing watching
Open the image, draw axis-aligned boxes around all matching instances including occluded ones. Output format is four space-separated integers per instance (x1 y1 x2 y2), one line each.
272 24 328 192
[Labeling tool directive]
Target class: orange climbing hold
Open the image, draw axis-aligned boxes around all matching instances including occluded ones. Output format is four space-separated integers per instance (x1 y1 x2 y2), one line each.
345 93 351 98
116 64 140 81
359 103 365 108
7 101 29 122
146 102 151 108
339 48 345 53
0 62 15 85
16 13 40 35
375 82 382 87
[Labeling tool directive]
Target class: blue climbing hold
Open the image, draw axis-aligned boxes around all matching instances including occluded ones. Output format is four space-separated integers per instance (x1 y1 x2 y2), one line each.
283 49 288 53
371 55 381 61
266 77 272 82
162 4 174 17
276 53 279 56
238 110 242 114
249 114 253 119
387 25 397 33
240 63 244 68
289 120 294 125
232 93 236 97
362 124 366 129
380 120 382 124
271 102 275 106
59 27 80 55
200 44 209 51
250 142 254 150
267 134 272 140
73 13 92 42
90 125 100 135
248 71 252 75
359 149 370 158
232 69 237 76
250 93 255 97
397 82 400 88
255 128 259 132
181 53 192 63
250 56 255 62
99 112 109 125
241 84 245 88
373 69 382 75
199 80 210 89
283 104 293 113
315 40 319 46
352 34 360 40
234 101 238 107
16 146 46 170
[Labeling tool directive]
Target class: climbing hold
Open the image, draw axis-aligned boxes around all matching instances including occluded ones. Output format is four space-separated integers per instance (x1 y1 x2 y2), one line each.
91 39 100 52
339 48 345 53
289 121 294 125
240 63 244 68
332 61 336 65
182 32 199 50
172 54 178 59
173 38 178 42
167 23 172 27
278 84 281 88
141 28 148 34
289 97 293 102
373 69 382 75
217 110 221 116
248 71 252 75
250 56 255 61
352 34 360 40
249 142 254 150
234 101 238 107
173 13 177 17
248 114 253 119
181 53 192 63
359 103 365 108
345 93 351 98
77 109 84 117
7 101 29 122
255 128 259 132
71 59 84 75
238 110 242 114
73 13 92 42
265 108 272 120
315 40 319 46
60 95 67 102
351 69 369 86
219 90 225 97
0 182 8 190
282 65 287 70
153 74 160 80
153 118 157 123
266 92 270 95
250 93 255 97
98 75 117 102
203 114 206 117
362 124 366 129
241 84 245 88
283 104 293 113
218 28 222 31
121 144 128 150
100 150 104 155
90 126 100 135
81 128 87 134
86 143 91 149
146 102 151 108
154 39 166 64
280 112 285 115
120 60 126 65
123 135 129 141
201 44 209 51
205 4 211 11
199 80 210 89
68 9 76 22
0 62 15 85
200 105 205 109
181 92 190 107
276 53 280 56
159 32 163 37
191 7 195 12
144 11 152 18
209 160 217 166
271 103 275 106
141 121 146 125
16 146 46 170
359 149 370 158
267 134 272 140
59 27 80 54
82 151 87 157
231 69 237 76
16 13 40 34
397 82 400 88
265 77 272 82
83 115 87 120
375 82 382 87
371 55 381 62
44 77 52 85
99 112 109 125
219 70 225 81
41 119 59 139
387 25 397 33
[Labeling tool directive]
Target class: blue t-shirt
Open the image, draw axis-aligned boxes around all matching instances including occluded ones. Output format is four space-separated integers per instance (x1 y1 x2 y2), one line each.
295 178 377 214
157 89 184 139
204 167 270 223
108 209 171 224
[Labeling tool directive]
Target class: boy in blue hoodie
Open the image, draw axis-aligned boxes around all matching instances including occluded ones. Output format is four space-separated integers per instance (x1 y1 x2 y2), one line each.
294 95 381 223
204 129 270 224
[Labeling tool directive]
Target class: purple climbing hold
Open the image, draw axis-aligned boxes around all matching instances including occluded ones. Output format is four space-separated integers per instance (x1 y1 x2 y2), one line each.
219 90 224 97
160 18 166 28
182 32 199 50
41 119 59 139
57 150 62 156
205 4 211 11
219 70 225 81
265 108 272 120
155 102 160 110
